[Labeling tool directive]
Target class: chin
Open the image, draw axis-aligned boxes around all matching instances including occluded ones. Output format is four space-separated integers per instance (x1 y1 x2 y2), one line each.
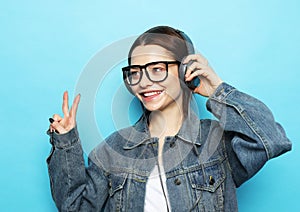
143 103 164 112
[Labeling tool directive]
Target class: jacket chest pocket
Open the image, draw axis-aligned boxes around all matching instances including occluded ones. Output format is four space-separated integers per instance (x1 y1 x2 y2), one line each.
188 159 226 211
108 173 128 196
107 173 128 211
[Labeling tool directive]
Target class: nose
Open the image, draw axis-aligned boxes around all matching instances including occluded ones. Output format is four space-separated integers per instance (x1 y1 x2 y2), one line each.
139 69 153 88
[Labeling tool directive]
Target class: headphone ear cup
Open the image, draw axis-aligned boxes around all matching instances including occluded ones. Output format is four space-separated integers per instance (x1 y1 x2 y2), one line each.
179 63 187 83
123 71 134 95
123 75 134 95
179 60 201 90
124 82 134 95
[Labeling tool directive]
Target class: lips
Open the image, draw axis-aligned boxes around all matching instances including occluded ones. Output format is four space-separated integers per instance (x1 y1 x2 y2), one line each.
139 90 163 101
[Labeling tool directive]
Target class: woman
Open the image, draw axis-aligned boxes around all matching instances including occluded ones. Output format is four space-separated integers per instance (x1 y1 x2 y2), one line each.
47 26 291 211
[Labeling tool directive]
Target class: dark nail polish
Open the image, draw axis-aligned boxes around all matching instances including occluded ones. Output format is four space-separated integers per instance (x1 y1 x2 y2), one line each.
49 118 54 123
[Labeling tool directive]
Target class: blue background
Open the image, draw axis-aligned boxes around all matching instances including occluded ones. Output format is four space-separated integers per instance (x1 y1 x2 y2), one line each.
1 0 299 211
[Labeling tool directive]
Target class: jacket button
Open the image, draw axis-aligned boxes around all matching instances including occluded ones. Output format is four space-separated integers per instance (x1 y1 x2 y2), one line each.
209 176 215 185
174 178 181 185
215 88 224 97
151 143 158 147
170 141 176 148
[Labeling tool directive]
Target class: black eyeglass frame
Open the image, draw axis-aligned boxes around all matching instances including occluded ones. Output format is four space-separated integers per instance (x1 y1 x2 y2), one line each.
122 61 180 86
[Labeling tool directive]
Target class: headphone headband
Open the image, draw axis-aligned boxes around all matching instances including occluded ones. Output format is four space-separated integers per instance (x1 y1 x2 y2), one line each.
175 29 195 55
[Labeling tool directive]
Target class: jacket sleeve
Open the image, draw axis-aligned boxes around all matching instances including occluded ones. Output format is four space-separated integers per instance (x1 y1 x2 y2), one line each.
206 82 292 187
47 127 109 211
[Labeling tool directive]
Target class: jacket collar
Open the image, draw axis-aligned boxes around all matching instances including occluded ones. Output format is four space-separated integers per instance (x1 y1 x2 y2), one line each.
123 111 201 150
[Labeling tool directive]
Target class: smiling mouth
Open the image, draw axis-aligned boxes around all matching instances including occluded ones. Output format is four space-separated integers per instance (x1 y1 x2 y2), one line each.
139 90 163 100
141 91 162 97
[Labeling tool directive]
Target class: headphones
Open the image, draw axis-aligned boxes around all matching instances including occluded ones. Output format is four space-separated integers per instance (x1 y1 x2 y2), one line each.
176 29 200 90
176 29 195 55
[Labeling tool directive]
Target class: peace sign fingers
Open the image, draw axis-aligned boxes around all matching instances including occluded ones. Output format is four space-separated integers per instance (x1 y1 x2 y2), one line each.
70 93 81 119
62 91 69 118
49 91 81 134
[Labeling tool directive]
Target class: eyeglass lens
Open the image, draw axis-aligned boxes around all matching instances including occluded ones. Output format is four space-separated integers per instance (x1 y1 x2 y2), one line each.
126 62 168 85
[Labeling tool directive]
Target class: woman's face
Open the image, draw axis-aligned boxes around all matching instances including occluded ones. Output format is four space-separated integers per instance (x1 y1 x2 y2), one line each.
130 45 183 112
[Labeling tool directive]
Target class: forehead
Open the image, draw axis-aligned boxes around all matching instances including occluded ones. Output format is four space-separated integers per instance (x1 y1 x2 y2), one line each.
130 45 174 65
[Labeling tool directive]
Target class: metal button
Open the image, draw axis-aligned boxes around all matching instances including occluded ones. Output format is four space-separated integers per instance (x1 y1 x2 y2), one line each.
174 178 181 185
170 141 176 148
215 88 224 97
151 143 158 147
209 176 215 185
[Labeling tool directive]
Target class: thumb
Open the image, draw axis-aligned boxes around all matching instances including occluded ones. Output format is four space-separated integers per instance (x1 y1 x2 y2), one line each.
50 121 68 134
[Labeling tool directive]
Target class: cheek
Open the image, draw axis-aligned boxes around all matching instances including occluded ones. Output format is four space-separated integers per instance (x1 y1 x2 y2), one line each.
167 68 181 86
128 85 138 95
163 75 182 95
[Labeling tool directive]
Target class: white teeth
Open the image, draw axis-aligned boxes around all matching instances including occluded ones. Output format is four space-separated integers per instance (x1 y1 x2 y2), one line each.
143 91 162 97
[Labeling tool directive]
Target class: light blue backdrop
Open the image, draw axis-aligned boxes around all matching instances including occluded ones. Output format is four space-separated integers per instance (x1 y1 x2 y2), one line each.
1 0 299 211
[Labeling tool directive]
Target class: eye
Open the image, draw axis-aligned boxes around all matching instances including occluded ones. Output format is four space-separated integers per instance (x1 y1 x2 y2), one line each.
150 63 166 73
129 68 140 78
153 67 164 72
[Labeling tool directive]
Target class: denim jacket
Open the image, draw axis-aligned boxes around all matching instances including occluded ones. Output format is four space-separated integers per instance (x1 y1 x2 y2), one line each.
47 83 291 212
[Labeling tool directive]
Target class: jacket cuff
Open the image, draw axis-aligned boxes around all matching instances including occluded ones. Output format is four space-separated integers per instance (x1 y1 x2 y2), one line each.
209 82 236 102
47 126 79 149
206 82 236 117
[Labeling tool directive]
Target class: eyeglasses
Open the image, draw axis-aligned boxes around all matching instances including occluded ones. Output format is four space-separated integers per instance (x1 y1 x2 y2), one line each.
122 61 180 86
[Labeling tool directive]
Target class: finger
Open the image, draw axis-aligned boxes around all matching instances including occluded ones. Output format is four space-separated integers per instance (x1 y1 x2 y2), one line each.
52 114 63 122
183 54 208 65
62 91 69 117
185 62 208 78
50 121 67 134
49 125 58 133
70 94 81 118
186 69 209 81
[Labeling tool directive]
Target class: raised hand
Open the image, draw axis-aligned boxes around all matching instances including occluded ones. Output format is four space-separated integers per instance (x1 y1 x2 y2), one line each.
49 91 81 134
183 54 223 97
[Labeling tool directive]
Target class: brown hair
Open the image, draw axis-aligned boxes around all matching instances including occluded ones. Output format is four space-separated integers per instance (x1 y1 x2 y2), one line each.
128 26 191 64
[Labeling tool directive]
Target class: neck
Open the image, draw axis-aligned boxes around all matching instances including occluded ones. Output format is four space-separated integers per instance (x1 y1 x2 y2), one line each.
148 101 184 138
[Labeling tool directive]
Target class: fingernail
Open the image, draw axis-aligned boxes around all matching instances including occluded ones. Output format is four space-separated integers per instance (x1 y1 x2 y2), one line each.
49 118 54 123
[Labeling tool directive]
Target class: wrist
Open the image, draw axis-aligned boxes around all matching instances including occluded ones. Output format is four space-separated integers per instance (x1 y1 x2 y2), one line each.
47 126 79 148
209 80 224 97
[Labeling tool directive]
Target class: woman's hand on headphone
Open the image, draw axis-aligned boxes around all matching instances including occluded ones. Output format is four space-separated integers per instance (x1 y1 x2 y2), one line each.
49 91 81 134
183 54 223 97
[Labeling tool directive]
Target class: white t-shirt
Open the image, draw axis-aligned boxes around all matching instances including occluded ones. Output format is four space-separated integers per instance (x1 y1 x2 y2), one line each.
144 165 171 212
